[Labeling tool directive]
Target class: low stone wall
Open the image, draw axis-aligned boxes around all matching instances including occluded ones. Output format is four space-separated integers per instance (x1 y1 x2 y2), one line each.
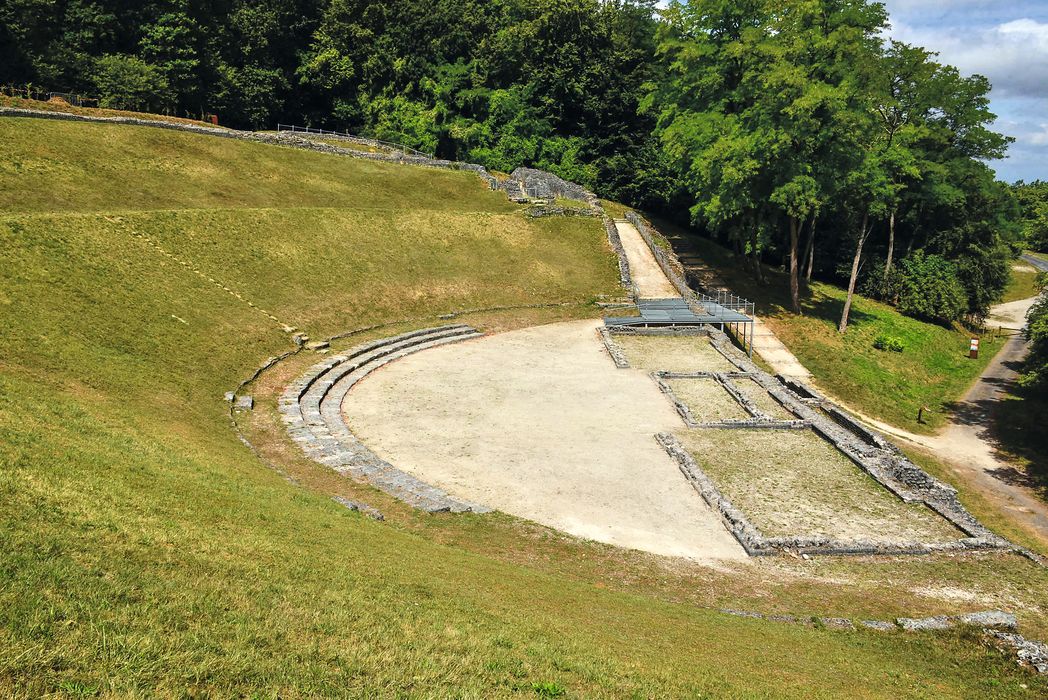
290 130 421 156
597 327 631 368
721 606 1017 633
987 631 1048 674
600 216 633 292
657 432 770 556
524 204 599 218
652 370 810 430
605 324 710 337
821 403 901 454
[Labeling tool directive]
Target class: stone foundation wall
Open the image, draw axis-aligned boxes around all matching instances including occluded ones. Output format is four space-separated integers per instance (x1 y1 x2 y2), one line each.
607 323 1025 561
600 216 633 292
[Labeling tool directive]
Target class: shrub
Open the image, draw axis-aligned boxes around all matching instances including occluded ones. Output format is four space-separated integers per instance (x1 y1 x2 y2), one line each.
897 251 967 325
531 681 566 697
93 54 169 111
1018 284 1048 388
859 261 903 304
873 334 905 352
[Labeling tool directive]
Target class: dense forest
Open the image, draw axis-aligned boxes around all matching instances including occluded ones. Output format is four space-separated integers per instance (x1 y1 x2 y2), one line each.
1 0 1039 327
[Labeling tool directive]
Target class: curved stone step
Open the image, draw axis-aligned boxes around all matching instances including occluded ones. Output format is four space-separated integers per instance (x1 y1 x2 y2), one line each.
281 324 473 431
280 325 490 513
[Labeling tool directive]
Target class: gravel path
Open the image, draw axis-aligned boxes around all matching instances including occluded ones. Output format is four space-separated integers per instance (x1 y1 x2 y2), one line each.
341 319 747 561
1022 253 1048 273
614 220 680 299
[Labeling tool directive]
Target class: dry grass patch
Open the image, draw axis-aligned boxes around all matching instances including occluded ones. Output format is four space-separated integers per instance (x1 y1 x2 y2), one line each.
733 377 796 419
665 377 749 422
616 335 737 373
300 136 393 154
676 429 962 543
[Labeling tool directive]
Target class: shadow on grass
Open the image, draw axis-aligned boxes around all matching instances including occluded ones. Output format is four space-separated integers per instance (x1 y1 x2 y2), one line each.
991 385 1048 498
648 212 879 327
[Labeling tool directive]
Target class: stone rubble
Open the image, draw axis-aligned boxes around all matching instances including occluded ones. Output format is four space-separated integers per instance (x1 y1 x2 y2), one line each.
986 631 1048 674
333 496 385 521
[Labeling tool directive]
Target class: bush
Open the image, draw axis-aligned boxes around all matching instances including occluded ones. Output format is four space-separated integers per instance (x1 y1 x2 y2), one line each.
93 54 169 111
873 334 905 352
896 251 967 325
859 261 903 304
1018 284 1048 388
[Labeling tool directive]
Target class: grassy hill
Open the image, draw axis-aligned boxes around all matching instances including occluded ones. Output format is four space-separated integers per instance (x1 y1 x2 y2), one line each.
2 117 1047 697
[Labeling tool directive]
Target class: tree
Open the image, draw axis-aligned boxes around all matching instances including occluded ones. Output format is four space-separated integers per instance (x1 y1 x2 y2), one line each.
896 251 967 325
1019 280 1048 388
139 12 201 111
93 54 167 111
649 0 885 316
1013 181 1048 253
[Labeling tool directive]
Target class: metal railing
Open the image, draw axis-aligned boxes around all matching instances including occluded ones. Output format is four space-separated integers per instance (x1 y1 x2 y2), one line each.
2 85 97 107
48 91 97 108
275 123 430 157
695 289 755 317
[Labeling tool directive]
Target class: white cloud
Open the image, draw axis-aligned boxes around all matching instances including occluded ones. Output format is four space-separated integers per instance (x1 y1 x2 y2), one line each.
993 18 1048 46
883 5 1048 180
889 18 1048 97
1030 126 1048 147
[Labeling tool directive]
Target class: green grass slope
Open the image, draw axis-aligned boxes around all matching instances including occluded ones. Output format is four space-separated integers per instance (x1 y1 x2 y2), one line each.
1 118 1044 697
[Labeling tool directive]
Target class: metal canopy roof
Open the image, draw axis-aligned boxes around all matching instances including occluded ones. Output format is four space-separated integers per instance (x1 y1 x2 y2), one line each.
604 298 751 327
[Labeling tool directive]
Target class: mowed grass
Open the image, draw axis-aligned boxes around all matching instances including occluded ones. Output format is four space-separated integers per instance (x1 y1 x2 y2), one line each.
676 429 961 542
645 214 1002 433
1 118 512 214
1 118 1046 696
1001 264 1043 304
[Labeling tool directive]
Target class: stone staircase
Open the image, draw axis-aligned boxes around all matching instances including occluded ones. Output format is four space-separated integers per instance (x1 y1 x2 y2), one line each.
280 324 490 513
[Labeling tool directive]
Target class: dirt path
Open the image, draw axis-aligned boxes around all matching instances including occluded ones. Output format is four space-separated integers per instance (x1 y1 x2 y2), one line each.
341 319 747 562
614 220 680 299
749 317 811 379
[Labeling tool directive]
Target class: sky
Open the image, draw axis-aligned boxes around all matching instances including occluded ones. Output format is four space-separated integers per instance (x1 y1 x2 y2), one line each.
881 0 1048 182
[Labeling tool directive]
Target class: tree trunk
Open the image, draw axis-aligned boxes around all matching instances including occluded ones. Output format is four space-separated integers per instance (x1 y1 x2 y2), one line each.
839 211 871 334
750 225 764 284
884 208 896 275
789 215 801 315
802 212 817 284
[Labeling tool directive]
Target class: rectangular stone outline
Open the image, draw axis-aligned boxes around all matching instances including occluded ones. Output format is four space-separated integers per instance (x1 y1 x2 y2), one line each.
657 432 1003 558
605 324 1017 558
704 329 1015 550
653 371 810 430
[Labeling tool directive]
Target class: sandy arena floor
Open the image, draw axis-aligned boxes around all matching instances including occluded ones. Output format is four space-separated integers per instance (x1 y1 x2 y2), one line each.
341 319 746 561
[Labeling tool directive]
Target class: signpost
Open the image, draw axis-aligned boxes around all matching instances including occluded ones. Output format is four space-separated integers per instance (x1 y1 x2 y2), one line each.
969 337 979 360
